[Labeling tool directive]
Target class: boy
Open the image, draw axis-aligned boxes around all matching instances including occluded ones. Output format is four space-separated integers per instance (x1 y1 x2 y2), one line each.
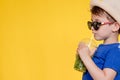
77 0 120 80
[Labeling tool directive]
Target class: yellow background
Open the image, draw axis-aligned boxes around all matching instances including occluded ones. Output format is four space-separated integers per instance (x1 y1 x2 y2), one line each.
0 0 95 80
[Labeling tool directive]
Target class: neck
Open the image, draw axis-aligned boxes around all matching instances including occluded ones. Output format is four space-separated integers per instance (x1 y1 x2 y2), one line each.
103 34 119 44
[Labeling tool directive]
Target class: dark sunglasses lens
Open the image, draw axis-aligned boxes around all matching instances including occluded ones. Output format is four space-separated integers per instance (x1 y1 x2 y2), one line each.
93 22 100 30
87 21 92 30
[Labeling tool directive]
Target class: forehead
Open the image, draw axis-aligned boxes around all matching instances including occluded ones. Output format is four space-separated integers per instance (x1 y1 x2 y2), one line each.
91 14 109 22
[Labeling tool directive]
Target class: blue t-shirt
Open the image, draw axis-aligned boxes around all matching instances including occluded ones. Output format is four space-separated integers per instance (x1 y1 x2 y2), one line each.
82 43 120 80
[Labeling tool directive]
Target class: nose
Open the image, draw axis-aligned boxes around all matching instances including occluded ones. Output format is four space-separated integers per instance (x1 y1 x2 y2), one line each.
91 27 95 31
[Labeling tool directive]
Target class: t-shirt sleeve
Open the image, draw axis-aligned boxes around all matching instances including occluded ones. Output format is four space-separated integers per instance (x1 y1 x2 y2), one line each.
103 47 120 72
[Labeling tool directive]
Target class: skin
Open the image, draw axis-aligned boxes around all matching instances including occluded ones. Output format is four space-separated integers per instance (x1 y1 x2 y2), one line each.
77 14 120 80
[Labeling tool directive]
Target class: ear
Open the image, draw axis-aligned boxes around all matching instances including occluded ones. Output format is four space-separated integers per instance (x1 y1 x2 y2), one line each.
112 22 120 32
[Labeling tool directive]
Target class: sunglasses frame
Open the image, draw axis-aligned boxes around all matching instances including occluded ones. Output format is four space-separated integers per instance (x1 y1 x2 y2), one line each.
87 21 114 30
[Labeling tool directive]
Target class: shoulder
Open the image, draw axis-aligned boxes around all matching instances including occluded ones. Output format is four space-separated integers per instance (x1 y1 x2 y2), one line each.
106 44 120 62
108 44 120 56
104 43 120 72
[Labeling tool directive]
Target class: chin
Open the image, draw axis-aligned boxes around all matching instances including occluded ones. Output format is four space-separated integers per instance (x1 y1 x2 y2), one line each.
95 38 102 41
94 35 103 41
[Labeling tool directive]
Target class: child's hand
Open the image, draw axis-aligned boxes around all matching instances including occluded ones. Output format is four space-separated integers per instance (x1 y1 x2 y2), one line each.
77 42 91 60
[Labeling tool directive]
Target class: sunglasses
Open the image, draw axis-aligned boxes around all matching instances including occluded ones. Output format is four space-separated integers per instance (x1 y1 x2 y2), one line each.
87 21 114 30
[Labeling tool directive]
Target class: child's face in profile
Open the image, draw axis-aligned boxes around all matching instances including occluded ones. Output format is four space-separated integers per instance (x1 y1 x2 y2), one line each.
91 14 114 41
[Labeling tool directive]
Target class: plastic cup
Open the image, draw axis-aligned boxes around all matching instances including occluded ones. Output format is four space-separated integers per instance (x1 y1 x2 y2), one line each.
74 37 97 72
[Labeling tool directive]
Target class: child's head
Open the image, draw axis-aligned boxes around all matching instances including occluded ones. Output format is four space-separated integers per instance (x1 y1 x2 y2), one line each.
90 6 120 32
88 0 120 41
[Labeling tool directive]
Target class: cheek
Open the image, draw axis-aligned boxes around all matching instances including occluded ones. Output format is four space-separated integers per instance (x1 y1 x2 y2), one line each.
94 27 111 40
94 27 112 40
99 25 112 34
